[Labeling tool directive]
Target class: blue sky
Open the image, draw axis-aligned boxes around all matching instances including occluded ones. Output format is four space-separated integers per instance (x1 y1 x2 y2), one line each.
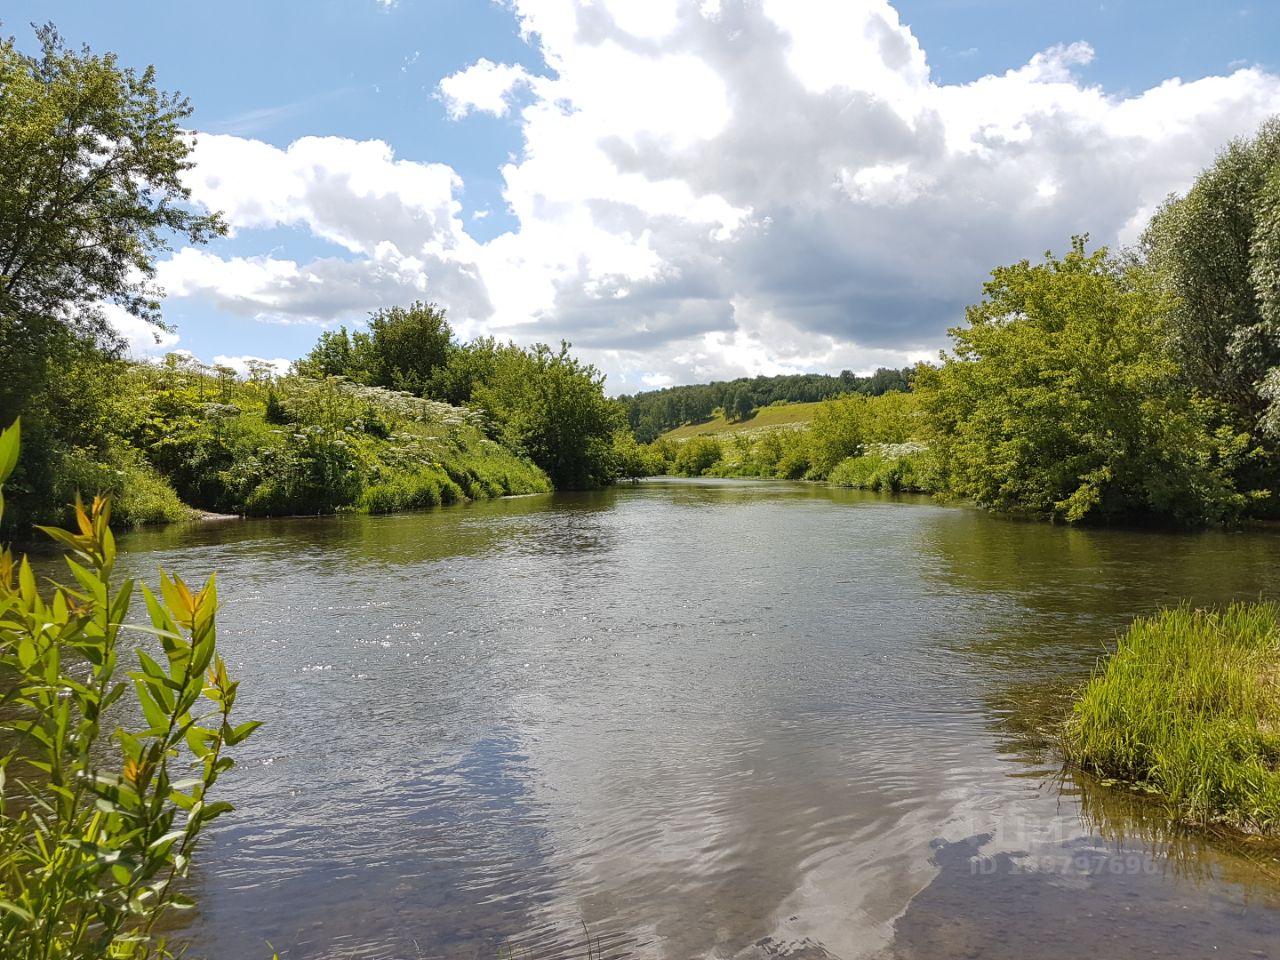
7 1 1280 389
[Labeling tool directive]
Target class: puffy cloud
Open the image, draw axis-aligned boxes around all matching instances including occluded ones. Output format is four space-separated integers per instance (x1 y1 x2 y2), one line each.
437 59 534 119
105 304 180 358
178 135 491 326
169 1 1280 389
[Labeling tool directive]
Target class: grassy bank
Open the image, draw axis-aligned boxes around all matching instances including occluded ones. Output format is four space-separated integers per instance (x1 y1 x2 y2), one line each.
659 400 823 441
1063 602 1280 834
3 358 552 531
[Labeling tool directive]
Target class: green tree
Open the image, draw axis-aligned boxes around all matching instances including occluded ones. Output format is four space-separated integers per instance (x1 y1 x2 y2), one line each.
0 25 223 530
471 341 624 489
917 238 1261 524
297 303 454 396
1143 117 1280 424
808 396 868 476
673 435 724 476
295 328 357 380
364 301 453 394
0 24 223 373
426 336 501 406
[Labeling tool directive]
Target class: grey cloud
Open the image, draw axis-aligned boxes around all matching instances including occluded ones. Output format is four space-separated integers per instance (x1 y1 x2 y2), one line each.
185 253 491 325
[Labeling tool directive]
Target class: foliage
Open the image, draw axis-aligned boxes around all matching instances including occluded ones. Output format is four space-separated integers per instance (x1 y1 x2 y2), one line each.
725 388 754 423
672 436 723 477
827 444 940 493
609 431 664 480
469 341 625 489
52 444 193 528
126 362 550 518
1064 602 1280 834
0 337 196 533
916 238 1263 525
1143 117 1280 424
0 420 258 958
657 392 925 484
295 302 453 396
0 24 223 407
807 397 868 476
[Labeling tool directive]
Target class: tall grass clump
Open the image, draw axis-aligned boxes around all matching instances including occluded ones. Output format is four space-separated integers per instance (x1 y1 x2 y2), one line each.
1063 602 1280 833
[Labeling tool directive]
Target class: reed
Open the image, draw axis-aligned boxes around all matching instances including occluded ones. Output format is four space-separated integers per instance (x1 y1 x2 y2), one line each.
1063 602 1280 834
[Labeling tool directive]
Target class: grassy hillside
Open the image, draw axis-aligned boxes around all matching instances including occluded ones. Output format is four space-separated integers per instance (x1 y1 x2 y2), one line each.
659 401 822 440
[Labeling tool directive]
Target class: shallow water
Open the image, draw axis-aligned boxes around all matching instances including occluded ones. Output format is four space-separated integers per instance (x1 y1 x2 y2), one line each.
97 478 1280 959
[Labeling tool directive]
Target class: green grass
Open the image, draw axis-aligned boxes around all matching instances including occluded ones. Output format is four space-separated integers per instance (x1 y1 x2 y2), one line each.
1063 602 1280 834
826 444 940 493
660 401 823 440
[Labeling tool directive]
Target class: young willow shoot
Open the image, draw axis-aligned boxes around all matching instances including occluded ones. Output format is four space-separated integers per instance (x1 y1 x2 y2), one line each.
0 419 259 959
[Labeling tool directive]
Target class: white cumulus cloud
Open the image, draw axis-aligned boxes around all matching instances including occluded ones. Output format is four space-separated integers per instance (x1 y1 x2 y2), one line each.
437 59 534 119
166 1 1280 391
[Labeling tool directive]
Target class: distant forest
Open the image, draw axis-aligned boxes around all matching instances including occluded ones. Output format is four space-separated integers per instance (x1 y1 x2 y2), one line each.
618 367 915 441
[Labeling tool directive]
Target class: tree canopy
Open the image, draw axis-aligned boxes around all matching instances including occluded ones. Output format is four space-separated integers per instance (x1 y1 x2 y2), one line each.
917 238 1261 525
0 24 223 342
296 301 453 394
0 24 224 526
470 341 625 489
1143 118 1280 427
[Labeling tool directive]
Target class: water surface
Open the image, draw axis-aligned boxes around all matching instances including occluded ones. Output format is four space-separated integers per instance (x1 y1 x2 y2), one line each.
103 479 1280 958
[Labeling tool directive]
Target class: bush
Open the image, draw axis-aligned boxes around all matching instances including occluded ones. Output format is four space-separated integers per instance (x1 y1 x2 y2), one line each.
828 444 940 493
54 443 194 527
673 436 724 476
0 420 258 958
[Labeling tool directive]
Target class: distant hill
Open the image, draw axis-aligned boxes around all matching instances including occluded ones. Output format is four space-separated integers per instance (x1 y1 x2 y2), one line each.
619 367 914 442
659 401 824 441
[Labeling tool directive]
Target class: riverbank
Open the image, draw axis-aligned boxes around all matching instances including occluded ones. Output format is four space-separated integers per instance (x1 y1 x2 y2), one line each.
1063 602 1280 836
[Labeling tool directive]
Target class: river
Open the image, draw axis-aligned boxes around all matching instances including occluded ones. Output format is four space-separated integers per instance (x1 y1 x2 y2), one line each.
100 478 1280 959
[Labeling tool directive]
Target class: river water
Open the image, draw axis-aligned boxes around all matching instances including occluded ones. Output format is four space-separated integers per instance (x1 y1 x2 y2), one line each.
102 478 1280 959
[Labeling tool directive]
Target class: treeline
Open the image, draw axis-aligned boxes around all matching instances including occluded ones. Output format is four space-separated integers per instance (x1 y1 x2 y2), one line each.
639 118 1280 527
618 367 914 442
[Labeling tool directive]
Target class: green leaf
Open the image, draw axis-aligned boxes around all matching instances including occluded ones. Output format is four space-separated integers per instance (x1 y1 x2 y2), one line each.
226 720 263 746
0 899 33 923
0 419 19 486
134 679 170 733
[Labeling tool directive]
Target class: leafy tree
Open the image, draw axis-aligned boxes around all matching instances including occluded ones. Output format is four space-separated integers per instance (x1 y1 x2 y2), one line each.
808 396 868 476
365 301 452 394
426 336 501 406
295 328 360 380
471 341 624 489
727 387 754 422
296 303 454 396
673 435 724 476
0 24 223 374
1143 117 1280 424
917 238 1261 524
0 25 223 529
